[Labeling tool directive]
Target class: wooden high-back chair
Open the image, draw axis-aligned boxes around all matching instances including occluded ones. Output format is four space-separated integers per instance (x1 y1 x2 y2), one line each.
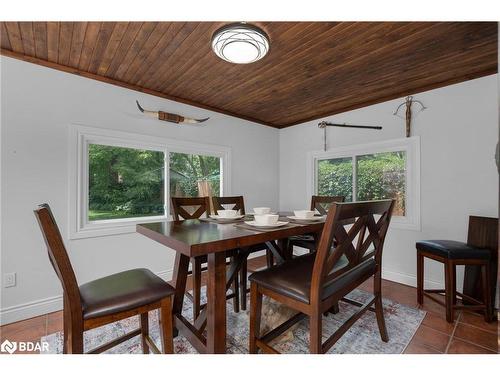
249 199 395 354
34 204 175 354
171 196 211 220
289 195 345 254
171 196 240 319
311 195 345 215
212 195 246 215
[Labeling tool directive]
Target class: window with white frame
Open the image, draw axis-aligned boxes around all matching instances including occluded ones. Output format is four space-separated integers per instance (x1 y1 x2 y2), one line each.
169 152 221 214
70 125 230 238
309 137 420 230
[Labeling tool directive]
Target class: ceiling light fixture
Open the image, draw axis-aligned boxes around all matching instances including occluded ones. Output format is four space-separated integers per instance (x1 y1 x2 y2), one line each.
211 23 269 64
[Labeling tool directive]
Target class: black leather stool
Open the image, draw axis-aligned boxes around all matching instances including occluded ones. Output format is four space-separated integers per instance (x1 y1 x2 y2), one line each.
416 240 493 323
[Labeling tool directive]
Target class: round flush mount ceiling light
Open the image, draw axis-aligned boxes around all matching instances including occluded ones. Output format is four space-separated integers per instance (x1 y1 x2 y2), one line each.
211 23 269 64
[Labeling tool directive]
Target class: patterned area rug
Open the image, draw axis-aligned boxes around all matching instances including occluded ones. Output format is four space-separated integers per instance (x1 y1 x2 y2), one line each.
41 288 425 354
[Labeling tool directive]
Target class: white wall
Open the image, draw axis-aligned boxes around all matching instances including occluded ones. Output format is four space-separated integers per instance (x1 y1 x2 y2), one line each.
279 74 498 289
0 56 280 324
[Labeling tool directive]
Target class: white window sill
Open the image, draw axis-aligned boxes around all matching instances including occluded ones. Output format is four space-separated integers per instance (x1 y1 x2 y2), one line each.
70 216 170 240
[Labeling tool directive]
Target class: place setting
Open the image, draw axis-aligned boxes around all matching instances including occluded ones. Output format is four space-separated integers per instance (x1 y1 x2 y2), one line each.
200 209 246 224
286 209 326 224
235 207 297 232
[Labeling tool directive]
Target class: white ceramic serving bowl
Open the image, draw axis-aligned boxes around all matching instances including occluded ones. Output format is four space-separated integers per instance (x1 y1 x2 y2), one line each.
217 209 238 218
254 214 279 225
294 210 315 219
253 207 271 215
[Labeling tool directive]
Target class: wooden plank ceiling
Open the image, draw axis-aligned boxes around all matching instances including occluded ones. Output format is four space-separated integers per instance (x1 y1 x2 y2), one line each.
0 22 497 128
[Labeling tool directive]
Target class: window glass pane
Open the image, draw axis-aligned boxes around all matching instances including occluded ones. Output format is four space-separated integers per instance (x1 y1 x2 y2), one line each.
316 157 353 201
169 152 221 199
356 151 406 216
88 144 165 221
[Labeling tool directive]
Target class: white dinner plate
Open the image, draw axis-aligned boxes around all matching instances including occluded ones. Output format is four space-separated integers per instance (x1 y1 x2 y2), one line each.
287 215 324 221
244 220 289 228
210 214 245 220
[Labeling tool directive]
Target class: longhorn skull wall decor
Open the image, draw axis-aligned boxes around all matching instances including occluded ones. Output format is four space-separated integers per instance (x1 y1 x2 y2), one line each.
393 96 427 137
136 100 209 125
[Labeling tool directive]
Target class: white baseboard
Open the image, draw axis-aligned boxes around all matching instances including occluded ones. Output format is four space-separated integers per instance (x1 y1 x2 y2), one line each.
382 268 444 290
0 268 174 326
0 295 63 326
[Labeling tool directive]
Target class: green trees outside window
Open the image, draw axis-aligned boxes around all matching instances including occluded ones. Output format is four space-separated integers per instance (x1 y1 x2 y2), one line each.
88 144 165 221
169 152 221 199
317 151 406 216
317 157 353 201
88 144 222 221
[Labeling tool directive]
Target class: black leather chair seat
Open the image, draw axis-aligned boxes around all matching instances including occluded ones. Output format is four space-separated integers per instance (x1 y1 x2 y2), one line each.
80 268 175 320
416 240 491 260
249 253 376 304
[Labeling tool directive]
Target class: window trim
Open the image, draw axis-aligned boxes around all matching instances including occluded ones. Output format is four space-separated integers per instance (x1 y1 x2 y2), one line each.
69 124 231 239
307 137 421 230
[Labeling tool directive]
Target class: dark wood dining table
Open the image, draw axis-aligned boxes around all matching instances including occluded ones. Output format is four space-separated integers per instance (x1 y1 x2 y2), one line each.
136 214 326 354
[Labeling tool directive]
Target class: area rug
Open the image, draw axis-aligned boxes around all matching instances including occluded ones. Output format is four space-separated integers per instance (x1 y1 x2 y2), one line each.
41 288 425 354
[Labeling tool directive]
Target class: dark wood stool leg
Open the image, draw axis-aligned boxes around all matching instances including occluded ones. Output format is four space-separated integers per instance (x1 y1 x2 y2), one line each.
417 251 424 305
192 258 202 319
140 312 150 354
69 329 84 354
481 263 493 322
249 282 262 354
451 262 457 305
64 296 84 354
239 259 248 310
374 272 388 342
63 297 70 354
159 297 174 354
444 260 455 323
309 312 322 353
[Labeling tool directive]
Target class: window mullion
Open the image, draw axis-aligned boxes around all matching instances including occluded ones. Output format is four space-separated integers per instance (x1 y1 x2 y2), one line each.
352 155 357 202
164 150 170 218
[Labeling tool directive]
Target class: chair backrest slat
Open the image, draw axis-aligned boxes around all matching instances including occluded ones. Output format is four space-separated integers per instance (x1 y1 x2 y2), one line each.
212 196 246 215
310 200 395 304
34 204 82 310
311 195 345 215
171 197 211 220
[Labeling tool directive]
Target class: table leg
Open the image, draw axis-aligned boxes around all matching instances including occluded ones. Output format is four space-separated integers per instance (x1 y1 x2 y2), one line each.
206 251 227 353
170 252 190 337
278 238 292 260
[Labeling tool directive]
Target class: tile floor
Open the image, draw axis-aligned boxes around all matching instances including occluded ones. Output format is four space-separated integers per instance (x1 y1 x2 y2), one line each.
1 256 498 354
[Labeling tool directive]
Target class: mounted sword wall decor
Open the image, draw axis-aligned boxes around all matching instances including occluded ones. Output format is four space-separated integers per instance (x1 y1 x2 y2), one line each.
136 100 209 125
318 121 383 151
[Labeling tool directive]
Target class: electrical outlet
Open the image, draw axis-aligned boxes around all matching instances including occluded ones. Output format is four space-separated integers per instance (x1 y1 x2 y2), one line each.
4 273 16 288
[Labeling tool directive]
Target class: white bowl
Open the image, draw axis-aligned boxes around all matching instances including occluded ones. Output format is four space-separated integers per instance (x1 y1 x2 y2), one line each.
217 209 238 218
253 207 271 215
254 214 279 225
294 210 315 219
